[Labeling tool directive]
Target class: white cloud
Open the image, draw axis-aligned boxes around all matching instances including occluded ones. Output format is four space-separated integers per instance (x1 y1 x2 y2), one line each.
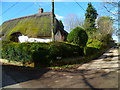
56 14 64 20
112 11 118 14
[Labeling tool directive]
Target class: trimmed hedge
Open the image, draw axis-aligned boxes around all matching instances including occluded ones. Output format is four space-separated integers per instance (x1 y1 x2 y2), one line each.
85 39 107 56
85 47 99 56
67 27 88 47
1 41 83 66
87 39 103 49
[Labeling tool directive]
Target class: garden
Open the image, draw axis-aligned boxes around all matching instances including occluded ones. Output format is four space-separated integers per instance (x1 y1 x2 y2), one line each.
0 3 115 68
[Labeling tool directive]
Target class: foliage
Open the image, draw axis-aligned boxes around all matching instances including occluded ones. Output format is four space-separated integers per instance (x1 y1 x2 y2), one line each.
84 39 104 56
1 41 84 67
85 47 99 56
83 3 98 33
87 39 103 49
97 16 113 43
67 27 88 47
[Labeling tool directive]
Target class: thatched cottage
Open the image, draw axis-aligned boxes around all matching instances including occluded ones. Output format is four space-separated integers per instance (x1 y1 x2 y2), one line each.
0 8 68 42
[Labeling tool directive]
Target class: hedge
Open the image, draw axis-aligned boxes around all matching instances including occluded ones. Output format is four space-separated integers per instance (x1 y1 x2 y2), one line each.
85 39 107 56
1 41 84 66
87 39 103 49
85 47 99 56
67 27 88 47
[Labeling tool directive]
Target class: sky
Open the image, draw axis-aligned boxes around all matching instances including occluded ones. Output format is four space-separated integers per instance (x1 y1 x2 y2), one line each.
0 0 119 42
0 2 113 26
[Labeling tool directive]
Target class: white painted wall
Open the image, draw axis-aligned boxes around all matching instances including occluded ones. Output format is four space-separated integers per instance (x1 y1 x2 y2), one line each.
18 35 52 43
18 35 28 43
28 38 52 42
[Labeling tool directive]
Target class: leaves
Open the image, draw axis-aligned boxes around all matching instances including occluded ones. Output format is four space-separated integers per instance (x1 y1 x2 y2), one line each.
67 27 88 47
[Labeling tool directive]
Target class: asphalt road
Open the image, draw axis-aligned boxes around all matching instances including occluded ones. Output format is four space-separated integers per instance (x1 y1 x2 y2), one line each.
1 46 120 89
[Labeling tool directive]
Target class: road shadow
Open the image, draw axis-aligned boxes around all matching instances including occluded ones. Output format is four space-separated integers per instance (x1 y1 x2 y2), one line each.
98 55 119 59
53 64 118 89
2 65 50 87
105 51 113 53
53 64 96 88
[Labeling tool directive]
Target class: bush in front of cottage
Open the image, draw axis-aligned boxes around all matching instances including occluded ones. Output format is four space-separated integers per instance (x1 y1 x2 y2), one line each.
1 41 84 67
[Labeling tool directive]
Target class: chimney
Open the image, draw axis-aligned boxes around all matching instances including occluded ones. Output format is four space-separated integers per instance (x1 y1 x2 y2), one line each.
39 8 44 14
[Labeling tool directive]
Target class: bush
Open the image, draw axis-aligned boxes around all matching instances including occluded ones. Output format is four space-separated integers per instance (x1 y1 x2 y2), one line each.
87 39 103 49
67 27 88 47
84 39 104 56
1 42 84 67
49 42 84 60
85 47 99 56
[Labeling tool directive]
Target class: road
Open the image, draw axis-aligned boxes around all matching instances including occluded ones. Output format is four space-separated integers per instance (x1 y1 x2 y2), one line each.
2 46 120 89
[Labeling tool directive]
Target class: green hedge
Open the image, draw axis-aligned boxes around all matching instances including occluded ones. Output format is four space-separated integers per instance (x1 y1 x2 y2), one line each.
85 47 99 56
85 39 106 56
87 39 103 49
67 27 88 47
1 41 83 66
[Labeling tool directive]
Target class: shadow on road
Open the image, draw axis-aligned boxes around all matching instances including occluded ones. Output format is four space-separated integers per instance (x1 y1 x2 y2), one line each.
2 65 50 87
99 55 119 59
54 67 97 89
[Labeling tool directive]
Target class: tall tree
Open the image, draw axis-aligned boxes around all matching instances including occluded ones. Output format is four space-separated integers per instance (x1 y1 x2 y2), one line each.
97 16 113 43
102 2 119 37
83 3 98 32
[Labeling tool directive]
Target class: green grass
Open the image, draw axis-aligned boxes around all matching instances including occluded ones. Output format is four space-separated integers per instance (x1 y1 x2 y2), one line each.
49 64 76 69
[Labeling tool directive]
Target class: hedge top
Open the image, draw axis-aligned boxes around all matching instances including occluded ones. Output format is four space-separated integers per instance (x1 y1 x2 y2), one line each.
67 27 88 47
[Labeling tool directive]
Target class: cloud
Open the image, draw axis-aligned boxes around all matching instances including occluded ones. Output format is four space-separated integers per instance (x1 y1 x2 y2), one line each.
56 14 64 20
112 11 118 14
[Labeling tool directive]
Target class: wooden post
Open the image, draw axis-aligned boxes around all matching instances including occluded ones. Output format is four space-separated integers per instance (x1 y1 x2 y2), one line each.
51 0 55 41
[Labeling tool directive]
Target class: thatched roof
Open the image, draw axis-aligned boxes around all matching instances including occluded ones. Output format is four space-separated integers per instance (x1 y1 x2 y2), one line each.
0 11 67 40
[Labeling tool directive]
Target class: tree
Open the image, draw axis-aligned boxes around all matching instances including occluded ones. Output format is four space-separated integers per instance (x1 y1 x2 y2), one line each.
64 14 84 32
67 27 88 47
103 2 120 39
83 3 98 33
102 2 119 19
97 16 113 43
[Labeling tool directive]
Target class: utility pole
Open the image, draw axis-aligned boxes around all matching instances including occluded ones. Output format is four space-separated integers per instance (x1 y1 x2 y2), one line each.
51 0 55 41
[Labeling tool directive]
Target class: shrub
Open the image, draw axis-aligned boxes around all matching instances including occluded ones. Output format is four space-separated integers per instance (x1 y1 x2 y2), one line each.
87 39 103 49
2 40 13 45
1 42 84 67
85 47 99 56
67 27 88 47
48 42 84 60
84 39 104 56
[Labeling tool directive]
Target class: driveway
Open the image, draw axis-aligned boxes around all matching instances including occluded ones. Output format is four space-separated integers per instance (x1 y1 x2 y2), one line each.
2 46 119 89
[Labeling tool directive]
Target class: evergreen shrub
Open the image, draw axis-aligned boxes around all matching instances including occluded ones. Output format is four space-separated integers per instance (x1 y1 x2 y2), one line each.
67 27 88 47
1 41 84 66
85 39 104 56
87 39 103 49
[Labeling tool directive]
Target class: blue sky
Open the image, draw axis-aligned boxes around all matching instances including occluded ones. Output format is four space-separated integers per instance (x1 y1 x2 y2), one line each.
1 2 111 25
0 1 119 42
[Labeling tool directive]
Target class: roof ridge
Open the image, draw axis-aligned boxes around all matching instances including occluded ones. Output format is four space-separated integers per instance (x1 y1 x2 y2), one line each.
3 12 52 24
